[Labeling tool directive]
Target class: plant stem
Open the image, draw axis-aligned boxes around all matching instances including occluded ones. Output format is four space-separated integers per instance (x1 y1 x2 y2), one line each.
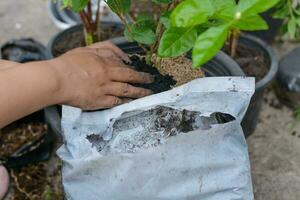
149 1 180 66
146 52 152 65
95 0 101 41
79 11 91 32
80 0 102 46
229 30 240 58
156 56 162 68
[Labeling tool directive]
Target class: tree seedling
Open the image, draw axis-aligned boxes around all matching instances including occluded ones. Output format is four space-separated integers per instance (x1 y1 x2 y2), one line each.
168 0 280 67
65 0 279 70
105 0 280 69
105 0 180 66
61 0 102 45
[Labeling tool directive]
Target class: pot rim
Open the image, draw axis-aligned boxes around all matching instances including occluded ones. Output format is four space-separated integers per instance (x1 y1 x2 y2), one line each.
240 33 279 90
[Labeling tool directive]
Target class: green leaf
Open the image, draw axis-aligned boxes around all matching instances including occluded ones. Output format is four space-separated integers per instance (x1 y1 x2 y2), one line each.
127 23 156 45
170 0 214 27
238 0 280 17
62 0 89 12
192 25 229 68
234 14 268 31
106 0 131 16
158 27 198 57
271 2 288 19
136 14 156 30
124 26 134 42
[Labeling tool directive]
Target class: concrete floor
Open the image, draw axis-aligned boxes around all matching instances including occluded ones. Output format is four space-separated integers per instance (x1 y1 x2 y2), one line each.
1 1 300 199
0 0 59 45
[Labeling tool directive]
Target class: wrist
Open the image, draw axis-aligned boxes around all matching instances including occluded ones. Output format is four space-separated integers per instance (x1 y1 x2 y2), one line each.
23 60 65 106
44 58 71 105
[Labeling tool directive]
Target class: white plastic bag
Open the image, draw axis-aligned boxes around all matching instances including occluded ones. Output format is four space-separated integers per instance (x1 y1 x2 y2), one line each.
58 77 255 200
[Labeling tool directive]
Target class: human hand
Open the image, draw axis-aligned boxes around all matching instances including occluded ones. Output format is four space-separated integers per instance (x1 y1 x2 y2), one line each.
49 41 153 110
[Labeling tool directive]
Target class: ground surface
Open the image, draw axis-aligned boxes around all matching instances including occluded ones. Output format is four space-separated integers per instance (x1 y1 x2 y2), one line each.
1 1 300 200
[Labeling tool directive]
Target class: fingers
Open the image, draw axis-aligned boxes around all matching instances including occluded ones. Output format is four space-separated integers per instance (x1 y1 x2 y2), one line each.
104 82 152 98
88 41 131 63
110 67 154 84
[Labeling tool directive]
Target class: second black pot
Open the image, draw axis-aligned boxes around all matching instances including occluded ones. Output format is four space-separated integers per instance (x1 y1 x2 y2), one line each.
239 34 279 137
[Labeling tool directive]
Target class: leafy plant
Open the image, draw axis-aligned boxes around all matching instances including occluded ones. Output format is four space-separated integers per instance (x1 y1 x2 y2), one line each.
105 0 279 69
61 0 102 45
272 0 300 40
168 0 280 67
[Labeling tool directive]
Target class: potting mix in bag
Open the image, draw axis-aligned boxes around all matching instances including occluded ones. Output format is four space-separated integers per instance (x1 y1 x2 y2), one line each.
58 77 255 200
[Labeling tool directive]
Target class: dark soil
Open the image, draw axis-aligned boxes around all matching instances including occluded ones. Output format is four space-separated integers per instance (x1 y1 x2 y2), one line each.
129 55 176 94
0 122 47 157
7 161 63 200
226 43 269 82
52 25 123 57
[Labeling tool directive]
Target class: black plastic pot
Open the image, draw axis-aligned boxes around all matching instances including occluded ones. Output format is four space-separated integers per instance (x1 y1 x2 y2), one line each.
45 36 245 138
0 111 55 169
46 22 124 58
239 34 279 137
275 47 300 108
248 9 283 44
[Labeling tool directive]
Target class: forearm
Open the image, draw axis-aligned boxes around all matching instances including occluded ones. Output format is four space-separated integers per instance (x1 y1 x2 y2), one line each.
0 61 62 128
0 60 19 69
0 41 152 128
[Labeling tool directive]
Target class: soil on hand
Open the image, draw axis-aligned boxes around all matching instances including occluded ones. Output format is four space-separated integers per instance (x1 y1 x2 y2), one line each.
52 26 123 57
226 43 269 82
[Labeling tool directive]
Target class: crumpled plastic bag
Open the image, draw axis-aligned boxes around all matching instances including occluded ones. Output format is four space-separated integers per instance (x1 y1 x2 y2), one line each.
58 77 255 200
